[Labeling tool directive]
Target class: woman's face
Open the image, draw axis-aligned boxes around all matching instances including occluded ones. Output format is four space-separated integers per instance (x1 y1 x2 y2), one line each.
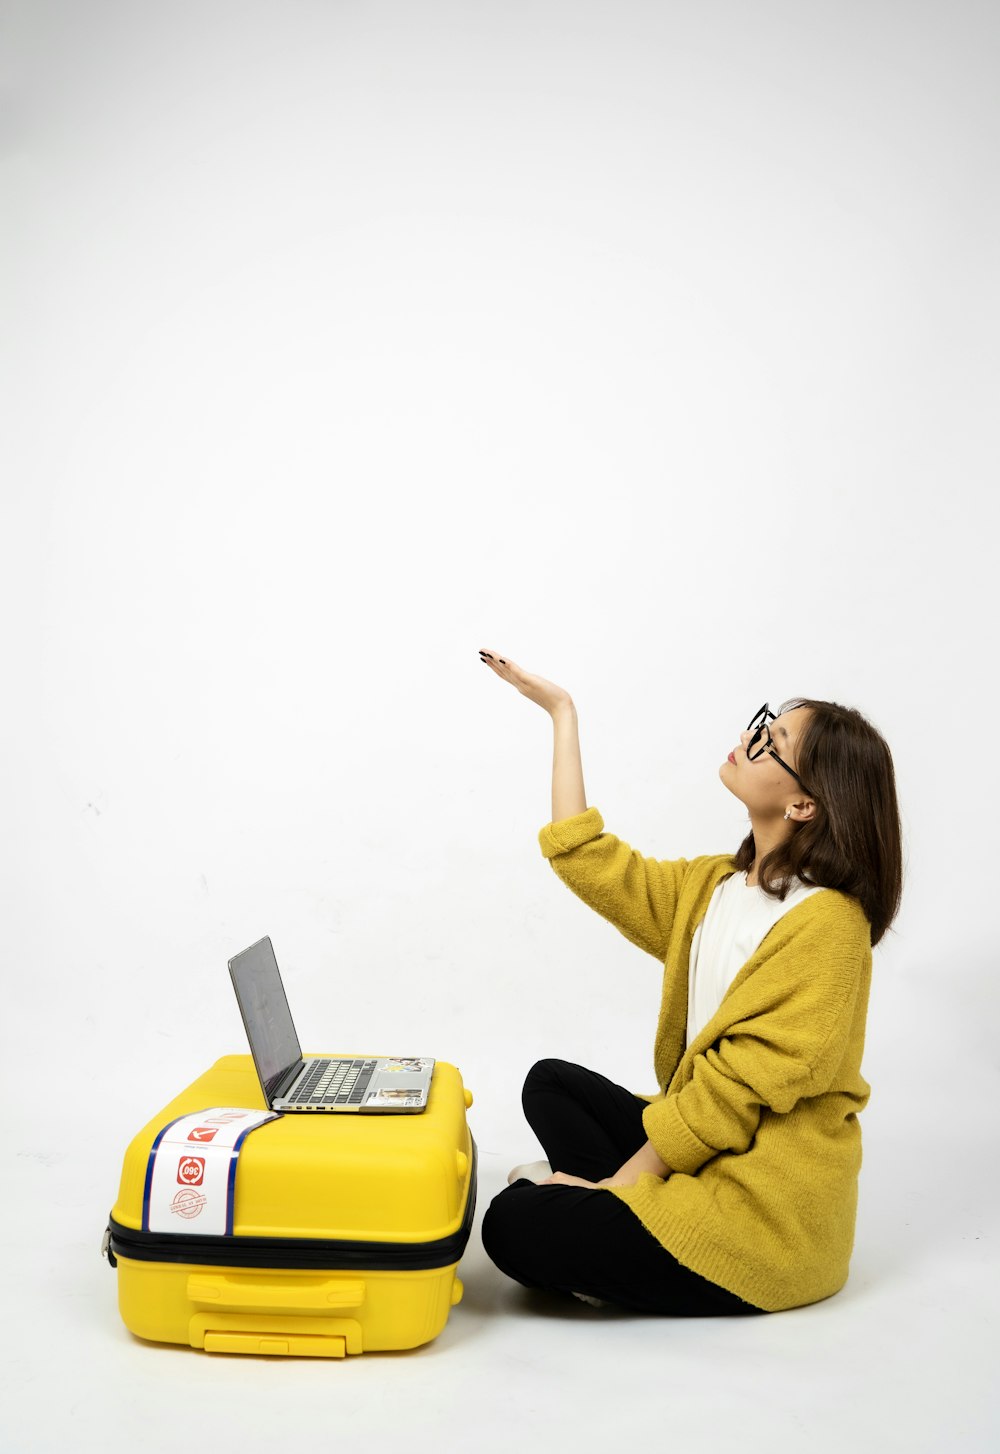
720 706 815 820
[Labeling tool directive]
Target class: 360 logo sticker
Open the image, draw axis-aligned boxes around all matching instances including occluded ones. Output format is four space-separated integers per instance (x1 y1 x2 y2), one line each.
177 1156 206 1186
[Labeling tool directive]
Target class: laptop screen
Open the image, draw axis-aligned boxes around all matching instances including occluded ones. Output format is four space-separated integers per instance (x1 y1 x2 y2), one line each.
228 936 302 1101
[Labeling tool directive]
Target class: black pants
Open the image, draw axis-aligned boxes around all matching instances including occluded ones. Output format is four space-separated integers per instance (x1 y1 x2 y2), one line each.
481 1059 765 1316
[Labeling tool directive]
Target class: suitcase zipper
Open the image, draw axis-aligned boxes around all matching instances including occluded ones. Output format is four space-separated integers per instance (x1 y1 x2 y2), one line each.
105 1141 476 1273
100 1224 117 1268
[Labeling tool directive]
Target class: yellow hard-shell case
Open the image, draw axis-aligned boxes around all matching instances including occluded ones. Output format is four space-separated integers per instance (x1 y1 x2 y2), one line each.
105 1055 476 1357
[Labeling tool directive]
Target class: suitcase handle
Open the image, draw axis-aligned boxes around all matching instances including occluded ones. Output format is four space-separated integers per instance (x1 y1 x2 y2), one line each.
203 1331 348 1358
187 1272 366 1312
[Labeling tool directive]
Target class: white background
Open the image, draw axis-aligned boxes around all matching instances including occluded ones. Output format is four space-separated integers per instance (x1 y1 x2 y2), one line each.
2 1 997 1449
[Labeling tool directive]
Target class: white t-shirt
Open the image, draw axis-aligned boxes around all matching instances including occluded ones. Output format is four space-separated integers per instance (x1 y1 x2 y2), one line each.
685 869 824 1048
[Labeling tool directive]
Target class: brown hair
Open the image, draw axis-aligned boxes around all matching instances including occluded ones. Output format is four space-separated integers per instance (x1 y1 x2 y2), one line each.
731 697 903 946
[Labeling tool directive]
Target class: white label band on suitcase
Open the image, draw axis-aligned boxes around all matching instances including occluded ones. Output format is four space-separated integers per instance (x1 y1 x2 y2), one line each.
142 1107 280 1236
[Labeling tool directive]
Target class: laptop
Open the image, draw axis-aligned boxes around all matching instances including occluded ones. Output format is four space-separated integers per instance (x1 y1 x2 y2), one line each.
228 936 434 1113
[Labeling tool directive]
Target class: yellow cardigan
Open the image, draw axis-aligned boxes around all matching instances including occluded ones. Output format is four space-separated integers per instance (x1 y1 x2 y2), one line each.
539 807 873 1313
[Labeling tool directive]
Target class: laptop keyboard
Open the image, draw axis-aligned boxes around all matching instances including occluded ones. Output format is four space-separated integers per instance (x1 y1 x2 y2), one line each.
288 1058 379 1106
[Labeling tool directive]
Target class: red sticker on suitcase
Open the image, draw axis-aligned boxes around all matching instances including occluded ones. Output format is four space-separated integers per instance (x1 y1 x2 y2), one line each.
144 1107 279 1236
171 1189 208 1219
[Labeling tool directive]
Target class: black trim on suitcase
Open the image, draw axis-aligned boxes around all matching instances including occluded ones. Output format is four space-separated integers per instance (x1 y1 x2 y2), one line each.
105 1141 477 1273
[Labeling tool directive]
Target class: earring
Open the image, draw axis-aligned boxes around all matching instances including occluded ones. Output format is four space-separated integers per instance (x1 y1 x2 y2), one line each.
783 810 791 820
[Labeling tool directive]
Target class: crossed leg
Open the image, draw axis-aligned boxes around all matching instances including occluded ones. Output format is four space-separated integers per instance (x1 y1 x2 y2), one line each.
481 1059 764 1317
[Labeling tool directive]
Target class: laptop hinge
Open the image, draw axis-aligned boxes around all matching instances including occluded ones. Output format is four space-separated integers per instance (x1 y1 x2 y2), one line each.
269 1060 306 1103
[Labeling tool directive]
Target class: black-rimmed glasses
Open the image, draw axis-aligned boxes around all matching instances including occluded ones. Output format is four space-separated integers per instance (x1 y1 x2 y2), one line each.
746 703 814 798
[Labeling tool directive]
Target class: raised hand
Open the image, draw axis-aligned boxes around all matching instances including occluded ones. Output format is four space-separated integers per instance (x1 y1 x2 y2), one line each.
478 649 574 717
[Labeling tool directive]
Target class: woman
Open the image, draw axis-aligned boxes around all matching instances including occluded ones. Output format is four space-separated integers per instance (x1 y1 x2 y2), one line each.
478 649 903 1316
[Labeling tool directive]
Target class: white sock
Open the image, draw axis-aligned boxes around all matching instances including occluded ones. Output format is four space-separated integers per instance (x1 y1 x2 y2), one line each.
507 1159 552 1186
571 1291 608 1308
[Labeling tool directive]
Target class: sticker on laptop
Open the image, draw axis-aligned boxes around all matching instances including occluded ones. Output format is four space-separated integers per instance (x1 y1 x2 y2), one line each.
361 1058 434 1108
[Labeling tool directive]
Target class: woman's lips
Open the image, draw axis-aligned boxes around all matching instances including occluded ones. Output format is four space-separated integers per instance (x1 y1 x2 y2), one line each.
728 751 736 763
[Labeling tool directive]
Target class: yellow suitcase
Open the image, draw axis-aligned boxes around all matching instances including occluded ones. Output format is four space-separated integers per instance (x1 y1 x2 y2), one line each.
104 1054 476 1357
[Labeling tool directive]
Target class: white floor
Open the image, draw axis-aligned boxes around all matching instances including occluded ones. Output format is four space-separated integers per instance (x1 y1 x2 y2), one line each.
3 1113 995 1454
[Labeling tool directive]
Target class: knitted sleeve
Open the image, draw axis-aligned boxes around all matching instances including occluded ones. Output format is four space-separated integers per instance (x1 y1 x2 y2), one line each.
538 807 690 962
642 895 871 1173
